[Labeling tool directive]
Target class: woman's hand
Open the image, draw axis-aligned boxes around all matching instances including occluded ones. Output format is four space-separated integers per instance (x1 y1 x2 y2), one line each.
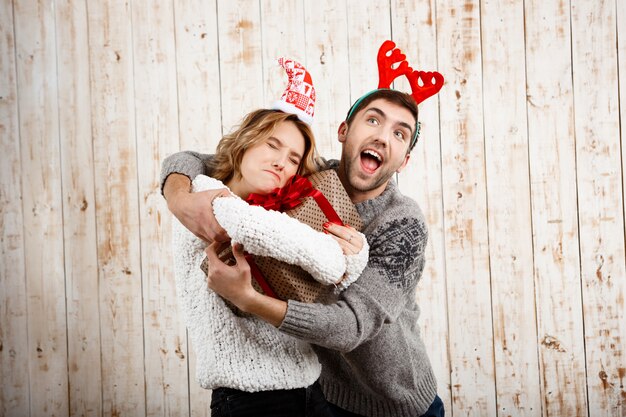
204 242 257 310
204 242 288 327
323 223 364 256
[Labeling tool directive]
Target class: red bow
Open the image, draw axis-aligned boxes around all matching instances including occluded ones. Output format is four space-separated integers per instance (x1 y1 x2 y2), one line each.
246 174 344 225
246 175 314 212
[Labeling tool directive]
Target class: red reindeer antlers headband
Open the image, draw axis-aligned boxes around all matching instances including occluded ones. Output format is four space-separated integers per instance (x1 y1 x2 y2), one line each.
377 40 444 104
347 40 444 147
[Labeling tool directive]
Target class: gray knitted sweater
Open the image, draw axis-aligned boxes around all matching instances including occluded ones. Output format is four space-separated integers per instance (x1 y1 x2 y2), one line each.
161 153 437 417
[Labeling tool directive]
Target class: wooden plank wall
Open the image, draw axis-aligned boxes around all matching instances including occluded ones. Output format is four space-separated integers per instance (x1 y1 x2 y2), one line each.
1 1 625 416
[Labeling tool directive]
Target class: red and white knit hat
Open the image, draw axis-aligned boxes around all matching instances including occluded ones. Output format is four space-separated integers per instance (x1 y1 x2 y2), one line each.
272 57 316 125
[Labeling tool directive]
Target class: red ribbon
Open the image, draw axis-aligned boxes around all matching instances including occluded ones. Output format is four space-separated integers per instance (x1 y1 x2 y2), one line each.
244 253 277 298
245 174 344 226
244 174 345 299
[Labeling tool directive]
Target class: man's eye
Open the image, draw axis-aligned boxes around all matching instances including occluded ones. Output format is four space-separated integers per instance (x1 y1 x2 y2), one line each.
394 131 406 141
367 117 379 125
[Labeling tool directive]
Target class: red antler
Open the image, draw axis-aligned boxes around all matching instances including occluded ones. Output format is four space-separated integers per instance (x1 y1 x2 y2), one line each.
405 70 444 105
377 40 410 88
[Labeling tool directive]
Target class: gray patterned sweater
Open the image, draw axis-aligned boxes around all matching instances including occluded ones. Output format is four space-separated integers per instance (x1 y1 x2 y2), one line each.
161 153 437 417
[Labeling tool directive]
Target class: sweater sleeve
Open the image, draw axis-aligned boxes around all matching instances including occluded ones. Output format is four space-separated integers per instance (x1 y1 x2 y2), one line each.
279 213 428 352
160 150 213 196
191 175 369 288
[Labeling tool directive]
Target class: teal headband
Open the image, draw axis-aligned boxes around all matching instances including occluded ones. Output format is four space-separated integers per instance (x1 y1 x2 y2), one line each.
345 89 421 149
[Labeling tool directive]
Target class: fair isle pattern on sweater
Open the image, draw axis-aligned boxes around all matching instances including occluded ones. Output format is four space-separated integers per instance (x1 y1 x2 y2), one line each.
160 153 437 415
279 170 438 417
367 216 427 290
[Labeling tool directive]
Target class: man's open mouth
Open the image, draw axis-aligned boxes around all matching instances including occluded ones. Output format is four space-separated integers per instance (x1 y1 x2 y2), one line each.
360 149 383 174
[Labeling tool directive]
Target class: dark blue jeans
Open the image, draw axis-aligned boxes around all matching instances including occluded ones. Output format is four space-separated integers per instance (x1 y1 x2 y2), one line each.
328 395 445 417
210 381 333 417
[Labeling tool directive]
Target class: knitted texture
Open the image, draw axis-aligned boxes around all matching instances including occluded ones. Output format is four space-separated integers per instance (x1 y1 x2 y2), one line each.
172 175 322 391
161 152 437 415
195 175 369 287
279 162 438 417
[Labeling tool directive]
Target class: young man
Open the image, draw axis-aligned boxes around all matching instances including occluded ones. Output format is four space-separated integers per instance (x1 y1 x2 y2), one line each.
162 89 444 417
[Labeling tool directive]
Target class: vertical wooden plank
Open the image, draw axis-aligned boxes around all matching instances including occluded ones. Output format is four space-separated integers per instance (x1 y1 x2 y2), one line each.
216 0 264 130
174 0 222 153
87 1 146 415
131 1 190 416
0 0 30 415
436 0 497 415
259 0 305 105
13 0 69 415
619 0 626 283
173 0 222 414
391 0 452 411
302 0 351 157
571 1 626 416
55 1 103 415
481 0 541 415
346 0 391 103
525 1 589 416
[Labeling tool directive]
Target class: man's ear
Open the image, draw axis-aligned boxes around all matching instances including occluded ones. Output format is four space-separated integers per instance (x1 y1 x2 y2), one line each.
338 121 348 143
396 153 411 174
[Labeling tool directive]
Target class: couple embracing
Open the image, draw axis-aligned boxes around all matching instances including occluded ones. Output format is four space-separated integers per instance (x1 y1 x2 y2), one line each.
161 41 444 417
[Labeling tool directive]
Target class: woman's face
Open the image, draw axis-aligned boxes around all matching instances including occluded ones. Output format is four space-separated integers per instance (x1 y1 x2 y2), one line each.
234 120 306 197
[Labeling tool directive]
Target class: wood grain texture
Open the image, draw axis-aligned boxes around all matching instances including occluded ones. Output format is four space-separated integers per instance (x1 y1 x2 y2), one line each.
259 0 306 105
525 1 589 416
13 0 69 414
172 0 221 413
436 0 497 415
216 0 264 130
131 1 190 416
174 0 223 154
481 0 541 415
87 1 146 415
302 0 351 158
346 0 391 103
0 0 29 415
392 0 453 411
0 1 625 415
55 1 102 415
571 1 626 416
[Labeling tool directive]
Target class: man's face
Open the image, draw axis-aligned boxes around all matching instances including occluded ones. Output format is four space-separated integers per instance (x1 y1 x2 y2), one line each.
337 98 413 203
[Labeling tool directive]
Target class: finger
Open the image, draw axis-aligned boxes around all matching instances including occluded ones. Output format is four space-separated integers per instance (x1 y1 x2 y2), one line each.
324 223 354 242
204 241 222 263
329 235 352 255
210 225 230 243
230 243 250 269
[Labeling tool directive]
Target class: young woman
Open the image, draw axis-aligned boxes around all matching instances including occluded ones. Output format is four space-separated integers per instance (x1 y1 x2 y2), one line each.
171 108 367 417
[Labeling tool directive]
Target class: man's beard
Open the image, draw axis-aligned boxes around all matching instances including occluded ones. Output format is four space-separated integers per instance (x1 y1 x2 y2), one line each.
341 151 394 194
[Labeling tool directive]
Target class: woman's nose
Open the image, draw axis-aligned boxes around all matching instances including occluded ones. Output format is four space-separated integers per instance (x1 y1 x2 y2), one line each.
272 157 286 170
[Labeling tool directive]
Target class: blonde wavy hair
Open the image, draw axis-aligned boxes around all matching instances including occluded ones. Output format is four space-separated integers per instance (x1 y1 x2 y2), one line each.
211 109 318 184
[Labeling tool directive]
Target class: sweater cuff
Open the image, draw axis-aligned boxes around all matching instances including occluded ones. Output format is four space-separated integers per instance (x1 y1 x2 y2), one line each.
279 301 321 340
159 153 208 196
336 231 369 291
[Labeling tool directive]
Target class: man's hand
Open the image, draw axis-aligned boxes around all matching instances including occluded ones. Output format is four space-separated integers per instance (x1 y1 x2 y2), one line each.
205 242 288 327
163 173 230 242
